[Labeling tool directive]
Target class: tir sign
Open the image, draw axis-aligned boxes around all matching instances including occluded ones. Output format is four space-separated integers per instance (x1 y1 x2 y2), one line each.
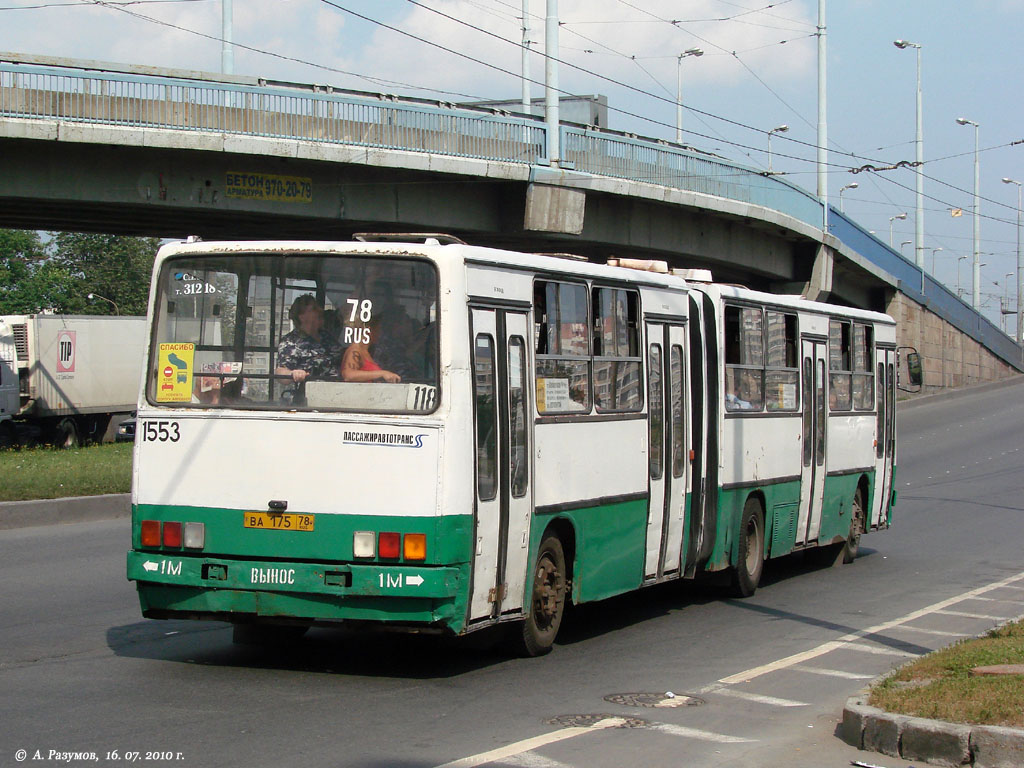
57 331 76 373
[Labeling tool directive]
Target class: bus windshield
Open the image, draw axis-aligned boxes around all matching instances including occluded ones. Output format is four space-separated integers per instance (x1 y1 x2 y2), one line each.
148 251 440 414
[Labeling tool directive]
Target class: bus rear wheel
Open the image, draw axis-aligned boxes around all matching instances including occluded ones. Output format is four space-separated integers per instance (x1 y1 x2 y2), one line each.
514 534 567 657
732 498 765 598
840 487 866 564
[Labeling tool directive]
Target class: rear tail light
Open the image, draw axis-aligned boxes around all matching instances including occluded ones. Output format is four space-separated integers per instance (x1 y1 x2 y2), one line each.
183 522 205 549
353 531 375 558
140 519 205 550
163 521 183 548
404 534 427 561
141 520 161 547
379 532 401 559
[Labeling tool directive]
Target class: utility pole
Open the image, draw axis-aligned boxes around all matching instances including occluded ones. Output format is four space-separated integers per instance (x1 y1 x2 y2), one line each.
221 0 233 75
544 0 560 166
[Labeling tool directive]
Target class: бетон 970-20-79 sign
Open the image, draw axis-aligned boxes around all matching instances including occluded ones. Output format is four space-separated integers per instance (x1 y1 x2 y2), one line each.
225 172 312 203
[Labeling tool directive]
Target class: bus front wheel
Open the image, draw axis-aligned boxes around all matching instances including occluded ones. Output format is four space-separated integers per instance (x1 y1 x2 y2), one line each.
732 498 765 598
515 534 567 657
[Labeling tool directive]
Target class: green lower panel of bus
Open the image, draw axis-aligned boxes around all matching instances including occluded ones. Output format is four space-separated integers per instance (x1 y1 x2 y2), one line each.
708 472 875 570
127 550 467 632
532 496 648 605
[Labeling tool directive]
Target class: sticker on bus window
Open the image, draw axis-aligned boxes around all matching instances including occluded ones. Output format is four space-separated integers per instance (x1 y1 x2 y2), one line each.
156 343 195 402
538 378 571 412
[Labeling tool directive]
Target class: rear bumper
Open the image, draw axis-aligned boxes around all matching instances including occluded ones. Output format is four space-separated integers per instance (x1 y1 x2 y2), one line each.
127 550 466 632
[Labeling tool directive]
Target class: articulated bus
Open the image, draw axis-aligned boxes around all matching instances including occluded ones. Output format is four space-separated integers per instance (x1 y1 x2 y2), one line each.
127 236 916 655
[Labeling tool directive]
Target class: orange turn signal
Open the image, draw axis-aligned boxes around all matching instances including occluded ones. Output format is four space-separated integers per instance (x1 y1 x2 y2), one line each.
404 533 427 561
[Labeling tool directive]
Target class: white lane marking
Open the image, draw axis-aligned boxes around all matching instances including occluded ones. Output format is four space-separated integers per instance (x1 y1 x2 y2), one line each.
842 642 919 658
794 666 876 680
714 688 808 708
434 718 625 768
646 723 755 744
717 569 1024 685
968 596 1024 603
936 609 1007 620
502 753 576 768
896 626 970 637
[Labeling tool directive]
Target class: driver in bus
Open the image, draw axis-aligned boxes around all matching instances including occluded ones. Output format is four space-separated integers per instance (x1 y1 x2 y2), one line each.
275 295 345 384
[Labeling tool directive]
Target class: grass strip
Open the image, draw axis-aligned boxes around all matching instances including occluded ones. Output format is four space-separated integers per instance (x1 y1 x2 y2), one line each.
0 443 132 501
869 619 1024 727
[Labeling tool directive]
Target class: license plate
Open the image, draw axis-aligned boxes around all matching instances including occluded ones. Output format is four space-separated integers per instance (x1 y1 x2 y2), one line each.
244 512 315 532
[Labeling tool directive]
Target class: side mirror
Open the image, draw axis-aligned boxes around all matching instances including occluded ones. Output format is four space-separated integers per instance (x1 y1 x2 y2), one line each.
897 347 923 391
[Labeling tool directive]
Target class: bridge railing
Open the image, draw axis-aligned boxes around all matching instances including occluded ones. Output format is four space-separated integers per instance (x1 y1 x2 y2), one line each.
0 59 824 230
562 127 823 229
0 61 546 164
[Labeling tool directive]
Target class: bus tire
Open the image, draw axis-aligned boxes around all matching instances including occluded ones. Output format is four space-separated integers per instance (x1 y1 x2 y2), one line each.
840 487 866 564
732 497 765 598
515 534 567 657
54 418 80 449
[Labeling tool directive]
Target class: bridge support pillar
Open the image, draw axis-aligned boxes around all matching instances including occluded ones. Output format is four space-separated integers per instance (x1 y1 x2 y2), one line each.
801 243 834 302
524 183 585 235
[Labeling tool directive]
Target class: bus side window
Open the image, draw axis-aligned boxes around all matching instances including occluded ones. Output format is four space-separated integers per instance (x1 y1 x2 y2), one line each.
474 334 498 501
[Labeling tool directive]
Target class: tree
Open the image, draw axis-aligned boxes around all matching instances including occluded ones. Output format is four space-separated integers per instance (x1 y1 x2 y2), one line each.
0 230 161 315
0 230 74 314
51 232 161 315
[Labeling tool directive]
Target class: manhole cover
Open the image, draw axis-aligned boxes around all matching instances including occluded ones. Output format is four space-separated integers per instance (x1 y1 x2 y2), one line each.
603 692 705 708
545 714 648 729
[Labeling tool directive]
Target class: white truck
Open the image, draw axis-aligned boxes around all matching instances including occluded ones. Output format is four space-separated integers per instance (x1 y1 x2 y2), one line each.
0 314 146 448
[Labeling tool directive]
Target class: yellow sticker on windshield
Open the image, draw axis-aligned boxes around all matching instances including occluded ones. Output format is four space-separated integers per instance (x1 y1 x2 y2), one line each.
156 343 195 402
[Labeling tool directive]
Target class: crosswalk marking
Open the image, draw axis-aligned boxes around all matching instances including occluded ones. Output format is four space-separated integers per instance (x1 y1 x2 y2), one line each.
936 609 1006 620
647 723 755 744
896 626 970 637
842 642 919 658
714 688 808 708
794 665 876 680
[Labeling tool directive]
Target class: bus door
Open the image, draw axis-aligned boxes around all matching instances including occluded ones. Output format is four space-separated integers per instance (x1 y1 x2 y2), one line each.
871 347 897 528
469 308 533 623
796 337 827 545
644 323 689 581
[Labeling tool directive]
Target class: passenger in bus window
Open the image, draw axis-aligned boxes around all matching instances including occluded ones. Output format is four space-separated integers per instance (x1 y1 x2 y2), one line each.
341 316 402 383
275 295 345 384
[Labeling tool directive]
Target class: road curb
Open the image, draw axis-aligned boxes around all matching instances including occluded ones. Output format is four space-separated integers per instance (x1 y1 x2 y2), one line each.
0 493 130 530
841 691 1024 767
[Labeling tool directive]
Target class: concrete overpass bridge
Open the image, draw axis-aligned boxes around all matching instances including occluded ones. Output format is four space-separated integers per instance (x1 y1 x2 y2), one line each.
1 53 1019 390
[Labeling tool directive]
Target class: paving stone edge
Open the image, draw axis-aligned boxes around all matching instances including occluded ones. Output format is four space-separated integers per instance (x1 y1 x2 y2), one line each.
842 689 1024 767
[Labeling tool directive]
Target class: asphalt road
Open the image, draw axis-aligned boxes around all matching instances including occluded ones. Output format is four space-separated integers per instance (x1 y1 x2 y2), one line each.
2 379 1024 768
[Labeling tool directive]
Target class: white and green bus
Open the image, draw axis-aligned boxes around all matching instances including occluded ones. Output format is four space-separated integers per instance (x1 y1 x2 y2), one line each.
126 236 917 655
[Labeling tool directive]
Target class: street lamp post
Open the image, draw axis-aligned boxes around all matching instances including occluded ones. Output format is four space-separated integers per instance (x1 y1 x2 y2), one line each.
901 240 913 256
767 124 788 173
675 48 703 144
957 255 968 297
957 117 981 308
839 182 858 213
1003 177 1023 345
87 292 119 315
889 212 907 248
930 247 943 275
894 40 924 270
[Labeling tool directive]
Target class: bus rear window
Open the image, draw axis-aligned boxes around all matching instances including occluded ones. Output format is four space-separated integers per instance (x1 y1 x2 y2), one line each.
148 252 439 414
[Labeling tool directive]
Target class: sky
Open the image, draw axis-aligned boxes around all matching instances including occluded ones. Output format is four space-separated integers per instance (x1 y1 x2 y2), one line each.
2 0 1023 328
